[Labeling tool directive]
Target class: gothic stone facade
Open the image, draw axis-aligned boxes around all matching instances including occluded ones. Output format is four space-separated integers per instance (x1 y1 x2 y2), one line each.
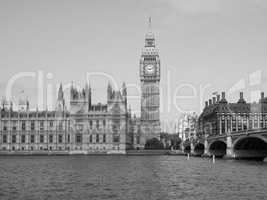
69 82 133 153
0 100 70 153
0 83 134 154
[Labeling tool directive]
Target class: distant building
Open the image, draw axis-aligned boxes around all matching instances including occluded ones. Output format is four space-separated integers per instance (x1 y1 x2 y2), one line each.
0 85 70 152
0 83 135 154
160 132 181 150
179 113 198 143
198 92 267 138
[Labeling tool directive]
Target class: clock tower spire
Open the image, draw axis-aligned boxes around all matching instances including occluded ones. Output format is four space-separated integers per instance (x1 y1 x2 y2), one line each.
139 18 161 146
145 17 155 47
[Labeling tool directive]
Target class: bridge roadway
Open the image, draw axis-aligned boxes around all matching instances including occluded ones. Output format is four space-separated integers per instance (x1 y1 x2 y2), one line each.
183 129 267 161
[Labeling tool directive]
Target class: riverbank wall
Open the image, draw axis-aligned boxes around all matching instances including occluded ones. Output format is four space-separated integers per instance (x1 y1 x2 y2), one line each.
0 149 185 156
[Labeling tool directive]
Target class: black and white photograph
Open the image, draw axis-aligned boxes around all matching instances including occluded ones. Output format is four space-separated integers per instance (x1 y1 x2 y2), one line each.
0 0 267 199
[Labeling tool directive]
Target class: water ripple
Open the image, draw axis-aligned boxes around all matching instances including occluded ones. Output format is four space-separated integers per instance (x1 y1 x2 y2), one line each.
0 156 266 200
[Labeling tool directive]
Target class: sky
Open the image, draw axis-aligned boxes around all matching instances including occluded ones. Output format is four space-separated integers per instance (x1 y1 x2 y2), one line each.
0 0 267 130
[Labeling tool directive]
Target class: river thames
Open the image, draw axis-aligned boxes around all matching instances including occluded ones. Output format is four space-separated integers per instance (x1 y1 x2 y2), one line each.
0 156 266 200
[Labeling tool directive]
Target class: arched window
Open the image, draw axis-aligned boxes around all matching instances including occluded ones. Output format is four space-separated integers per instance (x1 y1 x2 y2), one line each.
103 134 106 143
96 120 99 130
96 134 99 143
136 136 140 144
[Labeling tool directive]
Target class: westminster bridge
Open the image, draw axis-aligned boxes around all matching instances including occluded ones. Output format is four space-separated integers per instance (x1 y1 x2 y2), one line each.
184 129 267 160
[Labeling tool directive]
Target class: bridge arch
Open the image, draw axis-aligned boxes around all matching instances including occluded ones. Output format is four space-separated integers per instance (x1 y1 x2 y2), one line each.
194 143 204 156
233 135 267 161
209 140 227 158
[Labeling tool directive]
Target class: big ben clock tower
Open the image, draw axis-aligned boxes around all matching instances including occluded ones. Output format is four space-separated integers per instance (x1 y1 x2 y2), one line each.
140 18 161 144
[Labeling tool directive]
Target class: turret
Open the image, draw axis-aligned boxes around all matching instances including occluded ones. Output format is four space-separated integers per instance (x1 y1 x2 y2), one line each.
212 97 216 104
10 102 13 111
56 83 65 112
261 92 264 101
122 82 127 97
1 97 9 111
107 82 113 101
88 83 92 110
259 92 267 104
70 83 75 100
58 83 64 101
220 92 228 103
26 100 30 111
237 92 246 104
209 99 212 106
216 95 220 103
122 82 127 106
1 97 4 110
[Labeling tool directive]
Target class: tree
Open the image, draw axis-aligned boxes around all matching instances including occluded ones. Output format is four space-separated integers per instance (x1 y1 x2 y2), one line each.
144 138 164 150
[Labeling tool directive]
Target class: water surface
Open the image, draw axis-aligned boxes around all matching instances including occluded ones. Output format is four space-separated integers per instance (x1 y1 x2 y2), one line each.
0 156 266 200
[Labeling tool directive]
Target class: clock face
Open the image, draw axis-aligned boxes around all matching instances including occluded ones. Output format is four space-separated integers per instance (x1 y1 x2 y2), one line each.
145 64 155 74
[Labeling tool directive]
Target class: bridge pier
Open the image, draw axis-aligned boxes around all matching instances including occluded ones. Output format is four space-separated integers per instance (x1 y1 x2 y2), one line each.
204 137 209 156
190 142 194 155
181 142 184 152
225 133 234 158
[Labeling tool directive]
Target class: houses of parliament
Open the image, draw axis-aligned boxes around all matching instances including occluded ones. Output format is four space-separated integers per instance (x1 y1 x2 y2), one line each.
0 19 161 154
